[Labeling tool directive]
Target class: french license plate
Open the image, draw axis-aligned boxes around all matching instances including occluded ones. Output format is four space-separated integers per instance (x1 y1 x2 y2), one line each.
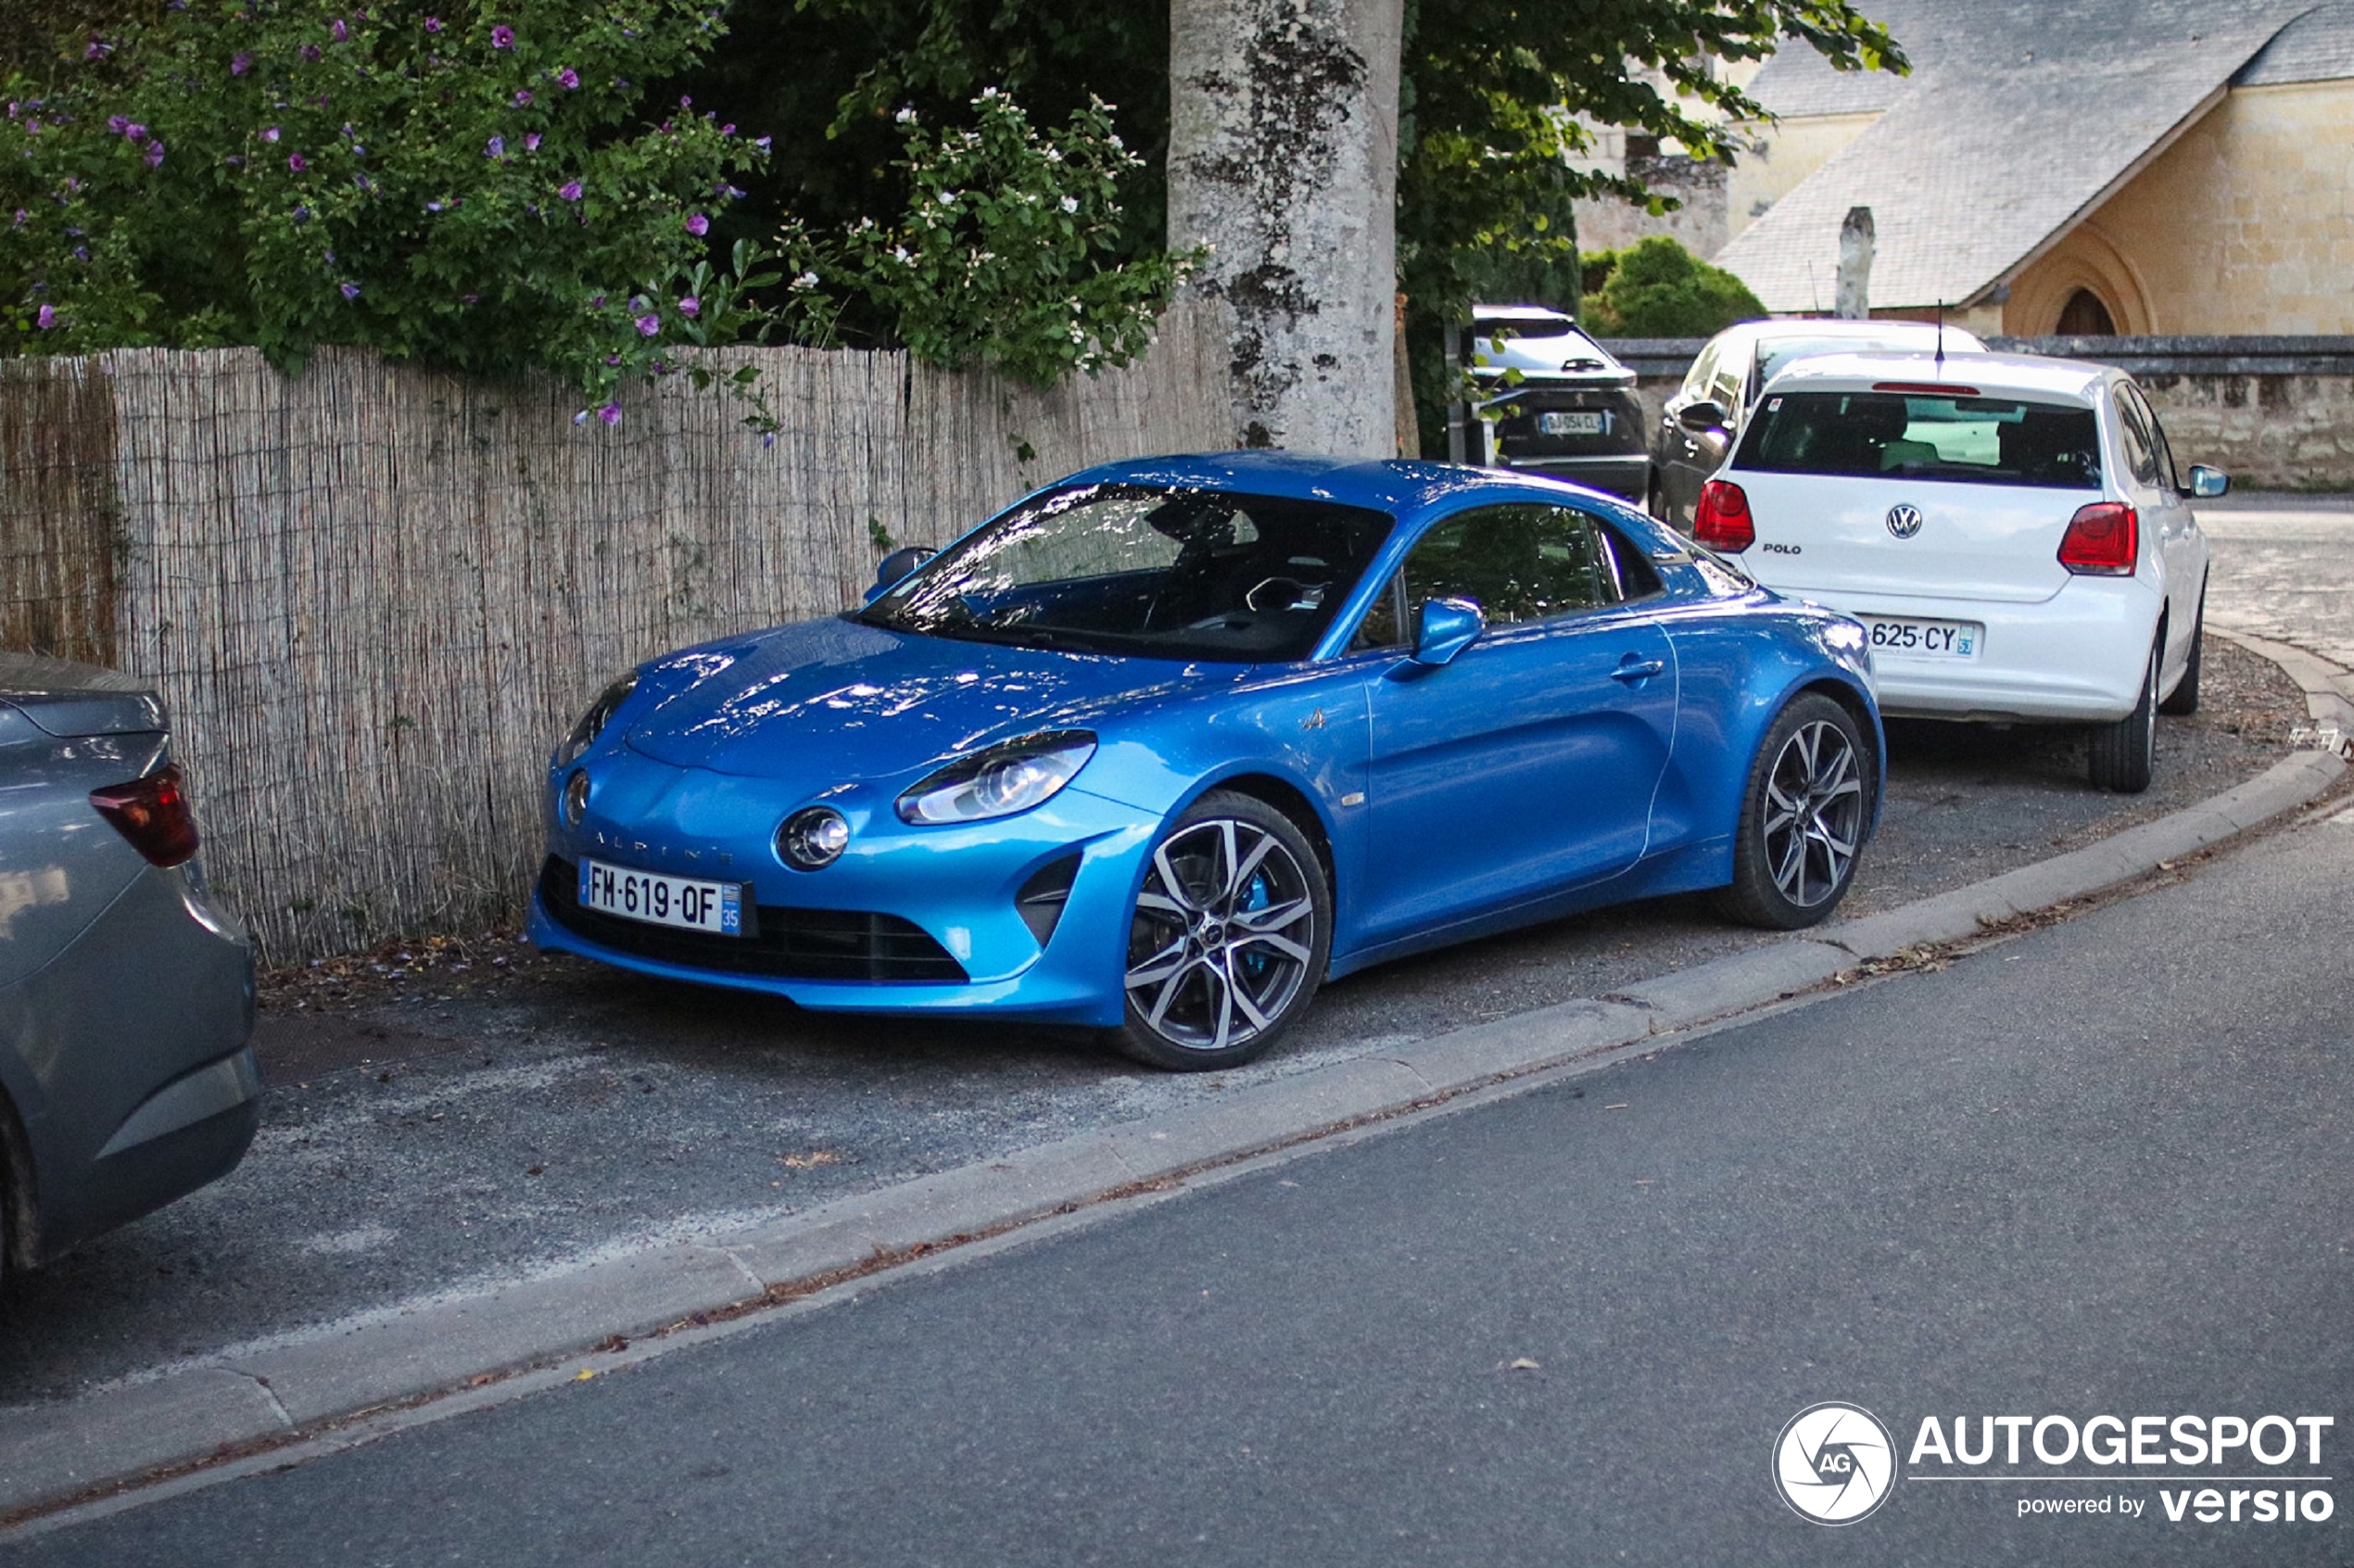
578 858 746 936
1538 411 1606 436
1865 617 1982 659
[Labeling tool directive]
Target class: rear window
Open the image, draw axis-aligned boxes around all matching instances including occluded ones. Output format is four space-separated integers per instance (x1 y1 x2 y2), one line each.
1734 391 2100 489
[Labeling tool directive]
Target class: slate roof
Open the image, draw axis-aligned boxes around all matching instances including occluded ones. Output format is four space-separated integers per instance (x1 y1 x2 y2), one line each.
1718 0 2354 312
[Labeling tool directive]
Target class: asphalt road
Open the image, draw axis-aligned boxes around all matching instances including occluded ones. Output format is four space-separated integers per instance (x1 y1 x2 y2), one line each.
14 740 2350 1564
2198 493 2354 669
0 642 2310 1405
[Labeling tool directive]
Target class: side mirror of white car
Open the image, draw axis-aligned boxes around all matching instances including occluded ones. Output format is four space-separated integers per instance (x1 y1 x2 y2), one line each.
2186 465 2230 499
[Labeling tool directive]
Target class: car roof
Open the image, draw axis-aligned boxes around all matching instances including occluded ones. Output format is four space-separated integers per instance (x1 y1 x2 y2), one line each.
1056 451 1639 518
1757 349 2113 403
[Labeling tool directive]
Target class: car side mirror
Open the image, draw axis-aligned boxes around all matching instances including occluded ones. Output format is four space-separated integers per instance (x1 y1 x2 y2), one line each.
1678 399 1728 434
2186 464 2230 499
869 546 936 599
1410 597 1486 668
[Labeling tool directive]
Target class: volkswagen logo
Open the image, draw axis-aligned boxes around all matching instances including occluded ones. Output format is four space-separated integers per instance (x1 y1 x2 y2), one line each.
1773 1402 1898 1525
1886 504 1924 539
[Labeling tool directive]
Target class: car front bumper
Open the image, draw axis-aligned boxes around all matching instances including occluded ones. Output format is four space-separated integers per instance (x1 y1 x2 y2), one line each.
1778 578 2160 723
533 769 1161 1028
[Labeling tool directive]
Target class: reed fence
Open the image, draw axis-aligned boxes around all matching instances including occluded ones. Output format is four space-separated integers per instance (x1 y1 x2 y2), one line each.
0 302 1230 960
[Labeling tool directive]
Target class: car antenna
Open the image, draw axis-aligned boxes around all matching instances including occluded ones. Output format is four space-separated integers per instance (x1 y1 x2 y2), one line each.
1935 300 1946 368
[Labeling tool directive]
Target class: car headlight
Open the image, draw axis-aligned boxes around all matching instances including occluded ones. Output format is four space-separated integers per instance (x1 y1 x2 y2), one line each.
897 732 1096 826
558 672 639 765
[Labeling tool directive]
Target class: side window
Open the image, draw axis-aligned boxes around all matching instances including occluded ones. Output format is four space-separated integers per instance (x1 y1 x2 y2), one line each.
1401 505 1623 627
1682 342 1720 399
1350 572 1405 651
2111 388 2161 488
2125 385 2181 491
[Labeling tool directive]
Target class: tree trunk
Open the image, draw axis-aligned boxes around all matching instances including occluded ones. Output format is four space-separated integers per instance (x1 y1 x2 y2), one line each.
1167 0 1403 457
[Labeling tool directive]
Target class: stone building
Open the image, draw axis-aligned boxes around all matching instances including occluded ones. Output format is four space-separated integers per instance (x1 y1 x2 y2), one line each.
1707 0 2354 335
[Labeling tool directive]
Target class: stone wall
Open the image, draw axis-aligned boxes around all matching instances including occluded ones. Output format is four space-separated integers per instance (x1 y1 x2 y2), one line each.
1594 335 2354 489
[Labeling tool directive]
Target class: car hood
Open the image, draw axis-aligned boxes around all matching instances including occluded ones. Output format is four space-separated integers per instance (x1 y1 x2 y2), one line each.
623 616 1207 781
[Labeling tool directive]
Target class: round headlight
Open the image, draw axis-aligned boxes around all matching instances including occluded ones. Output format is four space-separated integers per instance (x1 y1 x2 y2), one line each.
561 769 590 828
778 805 850 870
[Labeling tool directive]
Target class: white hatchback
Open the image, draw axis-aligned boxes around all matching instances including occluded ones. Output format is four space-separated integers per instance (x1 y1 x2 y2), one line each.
1691 351 2222 792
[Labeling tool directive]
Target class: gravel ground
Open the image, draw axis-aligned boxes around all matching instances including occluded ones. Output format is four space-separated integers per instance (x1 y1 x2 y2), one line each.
0 639 2311 1404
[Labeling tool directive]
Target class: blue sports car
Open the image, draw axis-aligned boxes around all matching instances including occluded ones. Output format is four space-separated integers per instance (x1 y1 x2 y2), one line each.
531 453 1882 1070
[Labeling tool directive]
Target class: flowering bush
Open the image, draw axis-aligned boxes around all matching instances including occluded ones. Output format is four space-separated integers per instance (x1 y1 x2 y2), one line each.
2 0 772 419
774 89 1186 386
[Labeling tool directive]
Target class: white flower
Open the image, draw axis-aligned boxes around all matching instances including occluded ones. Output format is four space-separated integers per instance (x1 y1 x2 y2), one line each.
938 190 958 205
1043 145 1062 163
1059 196 1079 214
978 86 998 100
791 270 819 291
1107 133 1123 149
891 244 914 265
894 107 918 124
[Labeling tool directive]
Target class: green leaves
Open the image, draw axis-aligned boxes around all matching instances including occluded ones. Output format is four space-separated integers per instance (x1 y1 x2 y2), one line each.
1579 235 1765 337
772 87 1187 386
3 0 772 422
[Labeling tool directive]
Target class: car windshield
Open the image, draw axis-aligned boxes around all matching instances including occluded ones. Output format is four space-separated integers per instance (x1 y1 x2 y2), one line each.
1735 390 2102 489
856 484 1394 662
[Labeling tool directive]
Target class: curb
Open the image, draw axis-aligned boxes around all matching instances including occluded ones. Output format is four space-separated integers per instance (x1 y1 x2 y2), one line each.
5 728 2348 1521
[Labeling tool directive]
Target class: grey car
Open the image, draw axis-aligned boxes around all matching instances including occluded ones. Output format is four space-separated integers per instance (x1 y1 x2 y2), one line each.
1 653 259 1283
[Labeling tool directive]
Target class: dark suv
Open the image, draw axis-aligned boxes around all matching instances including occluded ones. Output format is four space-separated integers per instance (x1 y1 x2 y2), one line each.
1460 306 1651 501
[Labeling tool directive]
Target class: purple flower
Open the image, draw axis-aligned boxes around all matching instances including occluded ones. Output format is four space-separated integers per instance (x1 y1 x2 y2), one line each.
590 295 604 308
677 296 699 317
678 95 691 108
720 123 734 135
144 139 164 167
73 245 89 259
573 410 588 426
293 205 311 222
84 38 111 59
598 402 621 426
490 24 515 48
604 354 620 365
36 304 56 329
261 126 280 142
425 199 442 212
340 282 360 299
10 209 25 228
108 115 129 133
753 135 770 150
486 135 504 158
298 43 321 60
231 50 251 74
461 293 478 304
513 89 532 106
634 314 659 337
424 15 441 32
331 19 348 41
524 133 540 151
124 122 147 143
559 180 582 201
684 213 707 236
288 152 307 171
557 68 578 89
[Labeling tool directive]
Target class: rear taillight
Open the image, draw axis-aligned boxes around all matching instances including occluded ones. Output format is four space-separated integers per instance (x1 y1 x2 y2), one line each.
89 764 201 867
1694 479 1755 551
2057 502 2138 575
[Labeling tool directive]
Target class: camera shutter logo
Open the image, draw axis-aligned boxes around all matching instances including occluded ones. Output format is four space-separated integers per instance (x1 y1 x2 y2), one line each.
1774 1402 1898 1524
1886 504 1924 539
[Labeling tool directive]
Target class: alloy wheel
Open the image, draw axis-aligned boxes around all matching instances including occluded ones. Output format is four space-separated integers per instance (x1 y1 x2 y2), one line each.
1124 817 1318 1054
1761 719 1866 908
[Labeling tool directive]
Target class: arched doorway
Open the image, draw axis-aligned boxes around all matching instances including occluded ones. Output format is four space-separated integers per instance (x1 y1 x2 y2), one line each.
2056 288 2117 336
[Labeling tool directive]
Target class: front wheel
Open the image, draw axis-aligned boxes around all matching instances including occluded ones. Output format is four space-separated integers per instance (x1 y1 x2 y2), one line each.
1109 792 1332 1072
1720 694 1871 929
2088 635 2159 793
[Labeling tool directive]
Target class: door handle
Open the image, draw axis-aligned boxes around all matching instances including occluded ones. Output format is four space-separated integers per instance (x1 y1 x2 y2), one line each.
1612 657 1666 683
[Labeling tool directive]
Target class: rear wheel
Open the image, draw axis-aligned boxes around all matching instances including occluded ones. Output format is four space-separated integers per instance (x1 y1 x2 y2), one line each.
2089 635 2159 793
1720 694 1870 929
1109 792 1330 1072
2159 588 2204 716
